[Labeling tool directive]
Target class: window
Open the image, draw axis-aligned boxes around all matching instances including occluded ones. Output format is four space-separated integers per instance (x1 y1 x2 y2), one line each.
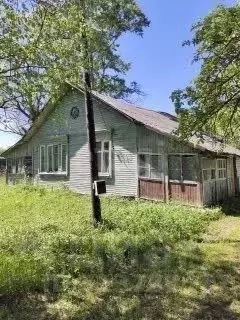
15 158 24 174
202 158 227 181
168 155 197 181
96 141 111 176
217 159 227 179
40 146 45 172
47 145 53 172
53 145 59 172
138 154 163 179
40 143 67 173
202 158 216 181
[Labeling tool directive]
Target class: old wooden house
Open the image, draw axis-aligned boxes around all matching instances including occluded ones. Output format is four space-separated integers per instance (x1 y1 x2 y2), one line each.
3 83 240 206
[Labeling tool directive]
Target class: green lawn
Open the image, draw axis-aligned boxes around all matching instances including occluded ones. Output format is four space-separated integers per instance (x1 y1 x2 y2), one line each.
0 179 240 319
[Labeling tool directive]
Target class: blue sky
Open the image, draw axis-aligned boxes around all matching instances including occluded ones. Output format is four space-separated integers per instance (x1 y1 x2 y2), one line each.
0 0 237 149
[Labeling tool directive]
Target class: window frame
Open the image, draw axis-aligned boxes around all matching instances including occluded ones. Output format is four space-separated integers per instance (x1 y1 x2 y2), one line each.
96 140 112 177
202 157 227 181
216 158 227 180
168 153 198 183
138 152 163 180
202 157 216 182
39 143 68 175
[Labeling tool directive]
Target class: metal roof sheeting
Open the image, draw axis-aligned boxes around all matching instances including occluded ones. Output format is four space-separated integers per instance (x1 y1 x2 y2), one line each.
3 83 240 157
92 91 240 157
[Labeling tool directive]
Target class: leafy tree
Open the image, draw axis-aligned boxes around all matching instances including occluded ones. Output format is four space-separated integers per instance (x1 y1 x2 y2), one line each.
171 4 240 144
0 147 5 155
0 0 149 135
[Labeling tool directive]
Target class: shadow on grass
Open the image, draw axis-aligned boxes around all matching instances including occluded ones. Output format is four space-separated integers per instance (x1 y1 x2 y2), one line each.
2 242 239 320
221 196 240 216
0 293 57 320
80 248 240 320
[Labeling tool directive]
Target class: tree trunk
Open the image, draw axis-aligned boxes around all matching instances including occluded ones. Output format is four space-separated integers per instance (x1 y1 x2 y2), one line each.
83 71 102 225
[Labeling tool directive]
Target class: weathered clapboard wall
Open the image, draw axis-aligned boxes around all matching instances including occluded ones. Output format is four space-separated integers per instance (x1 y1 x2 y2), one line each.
235 157 240 192
136 126 202 205
6 89 138 196
5 87 239 206
202 156 235 205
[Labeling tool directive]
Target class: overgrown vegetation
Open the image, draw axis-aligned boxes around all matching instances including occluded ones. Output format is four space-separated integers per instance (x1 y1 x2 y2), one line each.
0 179 240 319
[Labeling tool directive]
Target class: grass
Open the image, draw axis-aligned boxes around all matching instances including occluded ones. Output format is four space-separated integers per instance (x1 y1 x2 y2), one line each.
0 178 240 319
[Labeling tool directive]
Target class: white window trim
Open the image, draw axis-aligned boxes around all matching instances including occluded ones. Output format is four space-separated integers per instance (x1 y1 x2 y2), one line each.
168 154 197 183
39 143 68 175
96 140 112 177
138 153 164 180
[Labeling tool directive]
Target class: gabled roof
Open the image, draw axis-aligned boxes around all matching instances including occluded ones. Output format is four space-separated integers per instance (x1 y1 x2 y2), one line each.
3 82 240 157
92 90 240 157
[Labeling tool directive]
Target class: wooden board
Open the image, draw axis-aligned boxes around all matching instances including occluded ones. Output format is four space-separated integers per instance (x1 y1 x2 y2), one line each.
139 178 165 201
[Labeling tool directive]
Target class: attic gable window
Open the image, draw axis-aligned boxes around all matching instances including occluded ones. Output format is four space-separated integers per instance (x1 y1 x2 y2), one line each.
96 141 111 176
39 143 67 174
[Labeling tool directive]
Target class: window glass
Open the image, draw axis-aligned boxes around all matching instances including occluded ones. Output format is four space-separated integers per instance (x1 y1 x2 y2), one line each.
104 141 109 151
103 152 109 173
40 146 45 172
138 154 162 179
139 167 149 178
53 145 59 172
96 142 101 153
211 169 216 180
48 145 53 172
96 141 111 175
169 169 182 180
139 154 149 168
150 155 162 179
216 158 227 179
169 155 181 169
62 144 67 172
168 155 181 180
182 156 196 181
202 158 216 181
203 170 208 181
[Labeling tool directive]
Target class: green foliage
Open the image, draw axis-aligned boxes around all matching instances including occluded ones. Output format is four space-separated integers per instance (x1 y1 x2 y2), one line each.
0 0 149 134
0 179 221 299
0 147 5 155
171 4 240 144
2 180 240 319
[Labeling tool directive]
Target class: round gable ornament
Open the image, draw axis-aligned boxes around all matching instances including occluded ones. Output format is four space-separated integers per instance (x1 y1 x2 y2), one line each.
70 106 80 119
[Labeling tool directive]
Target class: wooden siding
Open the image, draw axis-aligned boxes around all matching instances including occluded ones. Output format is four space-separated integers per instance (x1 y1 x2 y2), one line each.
169 182 199 205
202 156 235 206
6 90 138 196
5 89 240 206
236 156 240 193
137 127 201 206
139 178 165 201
